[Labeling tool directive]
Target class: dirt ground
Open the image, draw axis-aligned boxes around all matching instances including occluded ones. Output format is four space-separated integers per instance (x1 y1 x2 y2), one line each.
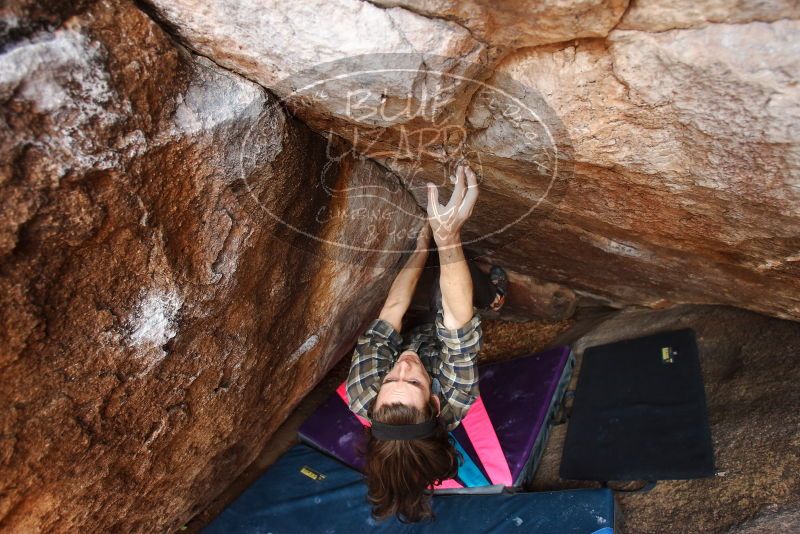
185 305 800 533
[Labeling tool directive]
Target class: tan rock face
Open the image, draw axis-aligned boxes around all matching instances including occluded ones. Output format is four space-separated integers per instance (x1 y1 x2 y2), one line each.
618 0 800 32
144 0 492 124
370 0 629 48
143 0 800 321
481 20 800 319
0 1 421 531
139 0 626 170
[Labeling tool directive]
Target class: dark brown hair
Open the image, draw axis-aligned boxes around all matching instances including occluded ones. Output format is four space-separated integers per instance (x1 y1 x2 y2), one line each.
364 400 459 523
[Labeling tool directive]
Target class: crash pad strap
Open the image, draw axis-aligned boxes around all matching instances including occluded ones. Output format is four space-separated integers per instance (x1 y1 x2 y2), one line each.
461 396 513 486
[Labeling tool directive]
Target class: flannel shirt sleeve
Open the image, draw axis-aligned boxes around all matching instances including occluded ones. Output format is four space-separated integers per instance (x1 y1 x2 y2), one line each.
433 307 482 431
345 318 404 419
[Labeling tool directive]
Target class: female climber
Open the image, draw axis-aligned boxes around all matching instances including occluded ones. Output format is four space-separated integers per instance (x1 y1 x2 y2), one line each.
345 162 508 522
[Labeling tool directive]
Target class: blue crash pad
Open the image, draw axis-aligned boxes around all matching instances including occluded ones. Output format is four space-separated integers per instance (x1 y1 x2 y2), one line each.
204 444 617 533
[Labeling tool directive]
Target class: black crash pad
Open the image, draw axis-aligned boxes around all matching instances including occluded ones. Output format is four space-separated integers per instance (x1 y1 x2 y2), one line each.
560 328 715 481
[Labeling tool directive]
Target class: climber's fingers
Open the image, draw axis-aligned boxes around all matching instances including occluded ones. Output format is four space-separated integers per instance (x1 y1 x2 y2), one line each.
458 164 479 219
426 182 441 219
445 165 466 211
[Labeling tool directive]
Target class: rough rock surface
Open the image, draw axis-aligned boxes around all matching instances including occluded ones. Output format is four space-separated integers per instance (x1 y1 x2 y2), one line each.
533 305 800 533
143 0 800 321
0 1 421 531
479 18 800 320
369 0 629 49
141 0 493 124
618 0 800 32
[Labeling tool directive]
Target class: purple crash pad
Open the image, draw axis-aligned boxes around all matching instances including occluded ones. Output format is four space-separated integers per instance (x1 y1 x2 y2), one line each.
299 346 574 489
300 389 368 471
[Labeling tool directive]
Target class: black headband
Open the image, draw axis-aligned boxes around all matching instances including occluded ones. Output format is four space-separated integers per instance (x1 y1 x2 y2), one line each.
370 419 438 440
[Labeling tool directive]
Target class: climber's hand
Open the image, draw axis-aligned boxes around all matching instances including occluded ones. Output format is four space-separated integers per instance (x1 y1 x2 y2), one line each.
426 162 479 247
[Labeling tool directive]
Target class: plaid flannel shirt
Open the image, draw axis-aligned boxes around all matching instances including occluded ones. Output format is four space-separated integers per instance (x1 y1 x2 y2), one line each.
346 307 482 432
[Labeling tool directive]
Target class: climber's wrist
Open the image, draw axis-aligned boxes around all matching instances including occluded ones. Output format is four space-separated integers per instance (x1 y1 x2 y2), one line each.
433 232 462 250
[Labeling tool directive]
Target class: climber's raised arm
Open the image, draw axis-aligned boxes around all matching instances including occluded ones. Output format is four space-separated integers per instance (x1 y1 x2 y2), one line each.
426 163 479 330
377 223 431 332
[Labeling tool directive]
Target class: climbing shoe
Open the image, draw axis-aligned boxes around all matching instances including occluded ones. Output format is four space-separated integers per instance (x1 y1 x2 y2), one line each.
488 265 508 312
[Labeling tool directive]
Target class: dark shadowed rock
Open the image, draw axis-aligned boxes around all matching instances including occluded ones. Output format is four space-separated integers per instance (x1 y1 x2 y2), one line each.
474 262 577 321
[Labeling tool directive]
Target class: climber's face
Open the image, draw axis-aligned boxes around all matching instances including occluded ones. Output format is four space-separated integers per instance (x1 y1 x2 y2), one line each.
374 351 438 413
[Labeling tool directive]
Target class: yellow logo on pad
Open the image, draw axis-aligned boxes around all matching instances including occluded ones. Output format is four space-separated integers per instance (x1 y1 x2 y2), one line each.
300 466 326 481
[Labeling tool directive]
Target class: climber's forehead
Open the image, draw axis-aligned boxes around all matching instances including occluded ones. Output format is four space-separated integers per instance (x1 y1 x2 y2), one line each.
374 354 431 411
374 380 428 411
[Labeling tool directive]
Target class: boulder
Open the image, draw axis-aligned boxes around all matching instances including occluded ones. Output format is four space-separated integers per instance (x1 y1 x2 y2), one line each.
474 18 800 320
139 0 800 321
0 1 421 531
